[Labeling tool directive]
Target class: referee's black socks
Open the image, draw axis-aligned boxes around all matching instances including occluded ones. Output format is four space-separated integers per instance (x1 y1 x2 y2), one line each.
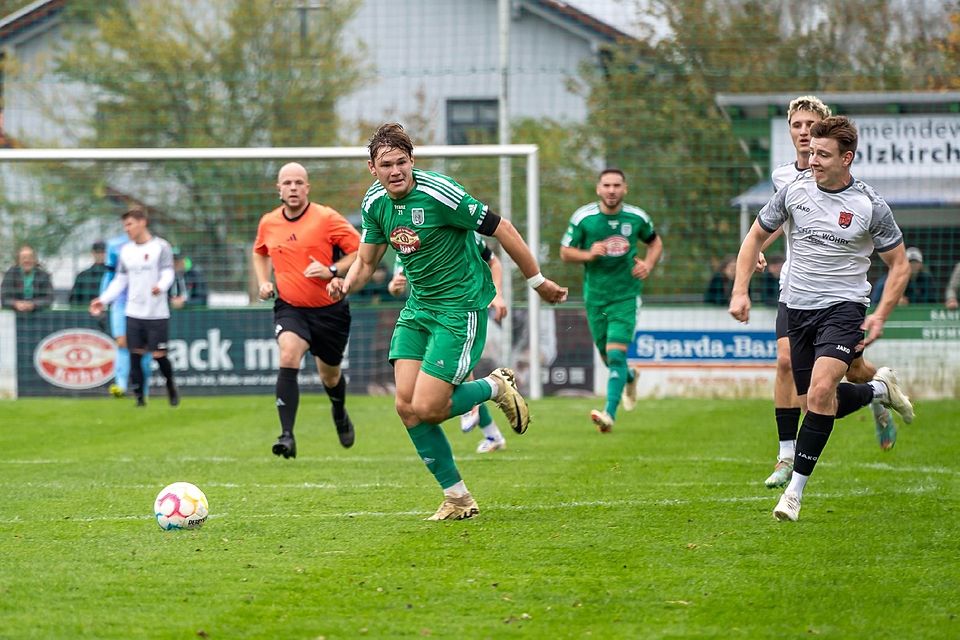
276 367 300 434
324 374 347 421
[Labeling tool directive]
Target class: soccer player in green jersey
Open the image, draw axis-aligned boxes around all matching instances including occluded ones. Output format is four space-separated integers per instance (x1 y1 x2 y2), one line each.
560 168 663 433
388 233 510 454
330 123 567 521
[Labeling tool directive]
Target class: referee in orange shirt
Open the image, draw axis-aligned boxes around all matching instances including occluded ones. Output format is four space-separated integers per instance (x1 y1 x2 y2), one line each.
253 162 361 457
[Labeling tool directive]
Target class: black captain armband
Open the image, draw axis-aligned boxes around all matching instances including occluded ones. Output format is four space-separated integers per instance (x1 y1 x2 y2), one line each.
643 231 659 245
476 211 501 237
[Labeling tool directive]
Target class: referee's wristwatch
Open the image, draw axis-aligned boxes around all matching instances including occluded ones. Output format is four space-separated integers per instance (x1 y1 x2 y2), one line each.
328 264 340 278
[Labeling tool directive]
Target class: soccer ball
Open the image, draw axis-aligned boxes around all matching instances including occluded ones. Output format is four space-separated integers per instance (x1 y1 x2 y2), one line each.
154 482 209 530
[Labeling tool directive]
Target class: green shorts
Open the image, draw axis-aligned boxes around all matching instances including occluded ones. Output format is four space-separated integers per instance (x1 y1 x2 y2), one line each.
389 301 488 385
586 297 639 354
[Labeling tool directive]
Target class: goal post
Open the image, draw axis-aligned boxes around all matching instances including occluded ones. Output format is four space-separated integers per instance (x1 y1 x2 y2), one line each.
0 144 545 399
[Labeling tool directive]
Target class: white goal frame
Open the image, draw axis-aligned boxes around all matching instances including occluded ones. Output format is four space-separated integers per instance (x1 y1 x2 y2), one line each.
0 144 545 399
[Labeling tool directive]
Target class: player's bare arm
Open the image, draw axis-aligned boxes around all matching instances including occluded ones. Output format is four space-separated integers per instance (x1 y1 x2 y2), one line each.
862 244 910 348
754 225 785 272
252 252 275 300
487 254 508 322
330 243 386 300
632 235 663 280
493 217 568 304
304 251 358 280
387 270 408 297
729 220 772 323
559 243 606 263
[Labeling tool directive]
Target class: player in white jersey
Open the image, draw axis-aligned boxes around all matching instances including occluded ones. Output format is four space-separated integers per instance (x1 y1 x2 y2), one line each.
100 232 154 398
761 97 898 492
91 208 179 408
730 116 915 522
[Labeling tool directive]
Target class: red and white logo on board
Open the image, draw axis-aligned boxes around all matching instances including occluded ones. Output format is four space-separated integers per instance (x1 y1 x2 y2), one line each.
33 329 116 390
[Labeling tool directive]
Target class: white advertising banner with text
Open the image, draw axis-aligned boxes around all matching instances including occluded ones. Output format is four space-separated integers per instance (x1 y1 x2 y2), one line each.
771 115 960 178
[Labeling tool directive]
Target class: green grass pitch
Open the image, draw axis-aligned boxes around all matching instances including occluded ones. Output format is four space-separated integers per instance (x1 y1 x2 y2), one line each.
1 394 957 638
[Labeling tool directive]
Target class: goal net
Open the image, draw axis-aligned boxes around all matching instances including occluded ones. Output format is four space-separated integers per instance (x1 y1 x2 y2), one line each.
0 145 552 400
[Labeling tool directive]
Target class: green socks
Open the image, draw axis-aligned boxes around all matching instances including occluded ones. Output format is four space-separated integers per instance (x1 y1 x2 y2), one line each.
407 423 461 489
604 349 628 419
477 402 493 427
449 378 494 417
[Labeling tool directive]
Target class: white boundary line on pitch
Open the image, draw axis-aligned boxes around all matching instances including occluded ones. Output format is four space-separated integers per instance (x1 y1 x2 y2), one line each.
0 481 406 490
0 484 939 525
2 455 957 477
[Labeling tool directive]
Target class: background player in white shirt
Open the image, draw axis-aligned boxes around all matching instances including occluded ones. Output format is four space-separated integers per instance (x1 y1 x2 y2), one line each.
730 116 914 522
91 208 179 407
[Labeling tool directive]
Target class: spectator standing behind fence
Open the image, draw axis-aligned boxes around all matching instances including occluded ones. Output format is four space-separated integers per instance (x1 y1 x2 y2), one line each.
870 246 935 306
704 255 737 306
757 254 785 306
69 241 108 306
2 245 53 312
169 250 209 309
946 261 960 309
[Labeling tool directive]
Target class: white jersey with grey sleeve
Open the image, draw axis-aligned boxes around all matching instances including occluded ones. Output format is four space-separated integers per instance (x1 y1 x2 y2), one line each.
770 161 804 302
99 236 175 319
757 174 903 310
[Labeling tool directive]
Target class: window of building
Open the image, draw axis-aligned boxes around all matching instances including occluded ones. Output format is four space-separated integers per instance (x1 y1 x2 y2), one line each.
446 99 498 145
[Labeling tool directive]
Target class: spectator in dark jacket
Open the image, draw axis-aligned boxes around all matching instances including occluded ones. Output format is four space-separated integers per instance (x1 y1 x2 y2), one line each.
70 241 109 305
757 254 785 306
871 246 935 306
169 251 209 308
2 245 54 312
705 255 738 306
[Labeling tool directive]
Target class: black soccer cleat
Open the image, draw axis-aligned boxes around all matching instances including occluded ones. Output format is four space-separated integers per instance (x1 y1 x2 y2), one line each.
272 433 297 459
333 408 355 449
168 387 180 407
135 396 146 408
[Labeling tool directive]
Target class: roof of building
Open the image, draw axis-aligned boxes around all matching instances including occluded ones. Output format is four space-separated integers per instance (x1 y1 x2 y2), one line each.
0 0 67 43
717 91 960 109
0 0 632 46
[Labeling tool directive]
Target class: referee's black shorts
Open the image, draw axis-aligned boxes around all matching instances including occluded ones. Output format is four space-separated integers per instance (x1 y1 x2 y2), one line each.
787 301 866 396
274 298 351 366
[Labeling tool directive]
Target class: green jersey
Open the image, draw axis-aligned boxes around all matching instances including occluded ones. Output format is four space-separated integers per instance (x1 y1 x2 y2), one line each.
361 169 496 311
561 202 656 306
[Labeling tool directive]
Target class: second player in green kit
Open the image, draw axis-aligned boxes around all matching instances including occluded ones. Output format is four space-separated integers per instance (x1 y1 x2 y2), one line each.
561 168 663 433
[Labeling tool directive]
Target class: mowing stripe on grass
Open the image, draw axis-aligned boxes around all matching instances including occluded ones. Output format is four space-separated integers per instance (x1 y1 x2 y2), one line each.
0 484 939 524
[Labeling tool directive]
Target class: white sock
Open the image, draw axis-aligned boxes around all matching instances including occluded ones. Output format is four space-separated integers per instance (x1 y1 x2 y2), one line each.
481 423 503 441
778 440 795 462
869 380 888 402
444 480 468 498
786 471 809 499
480 376 498 400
